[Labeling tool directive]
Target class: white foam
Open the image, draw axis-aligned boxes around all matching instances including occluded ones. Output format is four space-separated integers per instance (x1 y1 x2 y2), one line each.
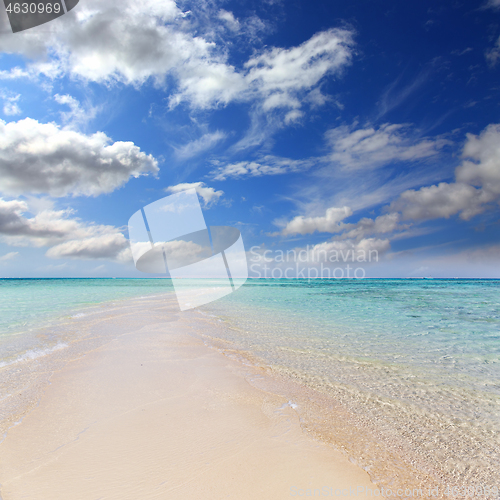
0 343 68 368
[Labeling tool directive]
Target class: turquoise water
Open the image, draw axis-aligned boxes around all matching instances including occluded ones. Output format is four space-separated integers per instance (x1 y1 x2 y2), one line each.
204 279 500 394
0 278 173 366
200 279 500 493
0 278 173 337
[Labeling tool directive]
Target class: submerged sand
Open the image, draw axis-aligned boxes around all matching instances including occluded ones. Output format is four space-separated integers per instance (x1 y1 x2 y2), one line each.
0 296 376 499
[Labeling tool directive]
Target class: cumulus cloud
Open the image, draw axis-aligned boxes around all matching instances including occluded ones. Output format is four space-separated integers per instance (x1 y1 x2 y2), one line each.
250 237 390 276
279 206 353 236
210 155 314 180
457 124 500 193
174 131 226 159
164 182 224 207
0 0 354 118
0 0 187 83
278 207 404 240
340 213 404 240
0 198 130 261
0 118 158 197
391 182 487 221
308 237 391 260
274 124 500 265
325 122 447 170
391 124 500 221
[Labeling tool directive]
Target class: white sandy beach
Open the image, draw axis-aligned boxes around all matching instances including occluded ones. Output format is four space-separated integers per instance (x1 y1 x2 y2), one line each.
0 296 376 500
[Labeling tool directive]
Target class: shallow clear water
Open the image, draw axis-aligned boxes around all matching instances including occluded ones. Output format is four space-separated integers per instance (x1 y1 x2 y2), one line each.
204 279 500 393
0 278 173 366
0 278 172 333
200 279 500 495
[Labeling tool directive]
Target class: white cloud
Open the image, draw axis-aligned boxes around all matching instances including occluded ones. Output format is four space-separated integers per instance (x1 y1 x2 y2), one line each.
0 91 21 116
306 87 337 108
274 124 500 264
250 238 390 273
168 28 354 112
390 182 486 221
54 94 98 128
0 118 158 197
325 122 447 170
46 233 130 261
340 213 404 240
0 67 32 80
218 10 240 32
174 131 226 160
0 198 130 261
308 237 391 259
284 109 304 124
0 0 355 139
391 123 500 221
485 36 500 67
167 58 246 110
457 124 500 193
484 0 500 9
279 206 353 236
165 182 224 207
166 28 354 113
210 155 314 180
244 29 353 106
0 251 18 261
0 0 186 83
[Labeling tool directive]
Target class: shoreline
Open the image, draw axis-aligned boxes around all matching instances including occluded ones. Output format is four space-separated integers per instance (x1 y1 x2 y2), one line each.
0 295 376 500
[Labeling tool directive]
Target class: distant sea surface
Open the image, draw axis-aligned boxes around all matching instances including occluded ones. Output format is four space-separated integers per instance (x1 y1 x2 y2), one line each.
1 278 499 496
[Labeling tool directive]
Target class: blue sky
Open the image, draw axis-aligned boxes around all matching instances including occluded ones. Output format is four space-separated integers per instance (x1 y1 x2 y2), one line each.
0 0 499 278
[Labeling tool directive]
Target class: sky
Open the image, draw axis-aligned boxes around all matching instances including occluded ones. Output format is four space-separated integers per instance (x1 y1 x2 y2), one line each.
0 0 499 278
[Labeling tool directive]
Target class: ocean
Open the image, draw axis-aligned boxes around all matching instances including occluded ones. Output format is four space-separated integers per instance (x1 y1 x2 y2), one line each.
0 278 499 497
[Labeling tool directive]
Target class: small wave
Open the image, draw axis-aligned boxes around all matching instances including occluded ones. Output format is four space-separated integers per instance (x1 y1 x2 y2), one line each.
0 343 68 368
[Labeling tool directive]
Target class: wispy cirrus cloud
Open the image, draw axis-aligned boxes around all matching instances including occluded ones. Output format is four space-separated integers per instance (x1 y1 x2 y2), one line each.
174 131 227 160
376 69 429 119
325 122 448 170
482 0 500 9
0 251 18 261
54 94 99 129
210 155 315 180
